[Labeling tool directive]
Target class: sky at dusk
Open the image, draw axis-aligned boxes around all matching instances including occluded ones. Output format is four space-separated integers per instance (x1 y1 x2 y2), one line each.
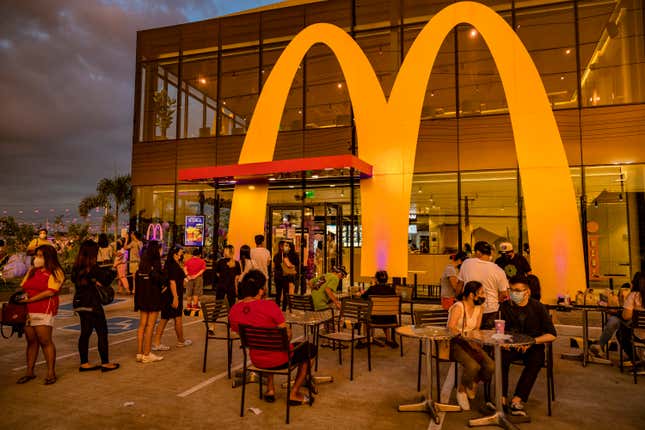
0 0 280 227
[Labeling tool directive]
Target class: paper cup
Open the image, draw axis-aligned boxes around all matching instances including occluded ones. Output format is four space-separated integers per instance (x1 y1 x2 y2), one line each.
494 319 505 335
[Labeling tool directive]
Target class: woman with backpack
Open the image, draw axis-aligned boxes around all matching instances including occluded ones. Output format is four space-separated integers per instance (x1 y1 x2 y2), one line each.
72 239 119 373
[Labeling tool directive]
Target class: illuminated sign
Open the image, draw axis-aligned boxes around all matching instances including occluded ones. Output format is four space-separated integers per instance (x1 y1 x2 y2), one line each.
185 216 205 246
146 223 163 241
224 1 586 302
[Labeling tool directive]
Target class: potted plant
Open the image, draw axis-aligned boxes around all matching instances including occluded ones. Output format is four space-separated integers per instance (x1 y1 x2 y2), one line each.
153 89 176 139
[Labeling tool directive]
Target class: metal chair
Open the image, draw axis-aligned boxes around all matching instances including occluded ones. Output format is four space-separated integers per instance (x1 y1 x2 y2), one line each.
319 298 369 380
366 295 401 367
414 309 452 395
238 325 313 424
396 285 415 357
631 310 645 384
288 294 315 312
201 299 238 377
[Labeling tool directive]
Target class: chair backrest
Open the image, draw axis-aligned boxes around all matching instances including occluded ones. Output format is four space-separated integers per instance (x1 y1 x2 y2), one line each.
340 298 369 322
368 295 401 317
414 309 449 327
632 310 645 330
202 299 229 323
288 294 315 312
238 324 290 352
395 285 413 301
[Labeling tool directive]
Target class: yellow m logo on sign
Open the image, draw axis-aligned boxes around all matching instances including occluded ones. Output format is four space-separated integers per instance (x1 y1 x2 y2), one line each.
227 1 585 302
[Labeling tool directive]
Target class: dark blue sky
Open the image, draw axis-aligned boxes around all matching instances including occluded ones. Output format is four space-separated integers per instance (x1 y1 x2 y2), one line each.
0 0 279 227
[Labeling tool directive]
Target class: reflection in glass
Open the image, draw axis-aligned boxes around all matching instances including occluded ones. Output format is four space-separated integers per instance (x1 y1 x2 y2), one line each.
140 60 179 141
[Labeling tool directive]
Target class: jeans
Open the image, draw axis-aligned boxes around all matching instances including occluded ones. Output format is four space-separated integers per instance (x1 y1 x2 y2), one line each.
501 344 545 403
78 310 109 364
599 315 622 347
274 277 289 311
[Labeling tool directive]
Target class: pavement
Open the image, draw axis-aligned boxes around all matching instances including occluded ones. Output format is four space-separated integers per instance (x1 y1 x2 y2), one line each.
1 294 644 430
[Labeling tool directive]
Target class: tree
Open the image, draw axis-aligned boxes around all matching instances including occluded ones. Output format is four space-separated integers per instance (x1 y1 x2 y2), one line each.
0 216 35 253
79 175 132 244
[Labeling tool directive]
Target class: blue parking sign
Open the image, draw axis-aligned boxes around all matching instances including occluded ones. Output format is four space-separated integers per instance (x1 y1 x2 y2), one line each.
62 316 139 335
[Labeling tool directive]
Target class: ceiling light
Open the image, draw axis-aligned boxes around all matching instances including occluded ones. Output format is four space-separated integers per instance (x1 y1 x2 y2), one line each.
248 185 255 190
565 48 571 55
268 177 276 181
312 175 319 179
469 29 477 38
199 78 206 84
337 83 343 89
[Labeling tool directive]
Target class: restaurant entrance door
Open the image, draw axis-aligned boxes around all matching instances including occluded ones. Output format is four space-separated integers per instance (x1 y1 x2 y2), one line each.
267 203 343 296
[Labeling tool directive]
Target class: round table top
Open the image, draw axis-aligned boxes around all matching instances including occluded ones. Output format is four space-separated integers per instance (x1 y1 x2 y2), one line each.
465 329 535 347
396 324 455 341
284 310 333 325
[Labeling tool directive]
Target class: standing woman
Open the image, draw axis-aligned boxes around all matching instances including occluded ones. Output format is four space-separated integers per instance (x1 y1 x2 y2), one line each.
16 245 65 385
215 244 241 307
273 240 288 311
282 241 300 295
124 231 143 294
135 241 164 363
72 240 119 372
239 244 257 281
113 238 130 295
97 233 114 269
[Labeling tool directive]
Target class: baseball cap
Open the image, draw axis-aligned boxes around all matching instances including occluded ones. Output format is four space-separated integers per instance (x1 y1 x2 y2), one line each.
499 242 514 253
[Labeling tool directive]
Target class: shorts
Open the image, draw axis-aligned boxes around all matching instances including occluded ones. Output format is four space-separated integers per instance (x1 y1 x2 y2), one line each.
129 261 140 275
27 313 55 327
161 293 184 320
266 341 317 370
441 297 456 310
185 277 204 297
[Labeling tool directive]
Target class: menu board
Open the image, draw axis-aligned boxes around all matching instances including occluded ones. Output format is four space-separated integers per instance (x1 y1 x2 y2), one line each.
185 216 205 246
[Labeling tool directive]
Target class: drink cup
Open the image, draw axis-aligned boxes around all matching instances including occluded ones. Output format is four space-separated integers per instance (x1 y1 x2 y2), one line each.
494 319 505 335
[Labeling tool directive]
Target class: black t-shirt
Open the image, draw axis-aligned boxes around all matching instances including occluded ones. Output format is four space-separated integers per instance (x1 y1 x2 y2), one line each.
361 283 395 299
166 261 185 295
72 265 116 311
216 258 241 289
495 254 531 279
500 298 556 339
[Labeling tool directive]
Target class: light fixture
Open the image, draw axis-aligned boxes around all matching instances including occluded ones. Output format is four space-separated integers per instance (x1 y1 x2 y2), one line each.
311 175 319 179
268 177 276 181
417 187 423 193
469 28 477 38
199 77 206 84
565 48 571 55
560 76 565 80
248 185 255 190
618 193 623 201
340 189 345 197
337 83 343 89
593 199 598 208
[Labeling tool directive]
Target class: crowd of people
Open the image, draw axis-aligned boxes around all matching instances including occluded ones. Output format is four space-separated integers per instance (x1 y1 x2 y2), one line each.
7 231 643 422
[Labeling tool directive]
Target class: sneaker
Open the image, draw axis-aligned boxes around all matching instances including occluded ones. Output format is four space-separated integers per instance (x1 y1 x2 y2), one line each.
141 353 164 363
136 354 143 362
176 339 193 348
456 391 470 411
590 344 604 358
152 344 170 351
509 401 527 417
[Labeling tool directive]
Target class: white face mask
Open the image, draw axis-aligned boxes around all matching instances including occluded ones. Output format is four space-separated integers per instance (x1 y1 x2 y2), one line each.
33 256 45 268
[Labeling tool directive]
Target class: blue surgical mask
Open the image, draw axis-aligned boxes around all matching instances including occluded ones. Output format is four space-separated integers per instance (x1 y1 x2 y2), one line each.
510 290 526 304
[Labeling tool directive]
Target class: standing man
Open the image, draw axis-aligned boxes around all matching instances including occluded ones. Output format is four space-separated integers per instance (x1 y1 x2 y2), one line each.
184 248 206 311
27 228 54 256
500 275 556 417
250 234 271 290
458 241 509 329
495 242 531 279
440 251 468 310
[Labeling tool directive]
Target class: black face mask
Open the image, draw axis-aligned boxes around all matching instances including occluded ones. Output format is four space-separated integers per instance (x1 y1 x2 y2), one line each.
457 264 462 269
473 297 486 306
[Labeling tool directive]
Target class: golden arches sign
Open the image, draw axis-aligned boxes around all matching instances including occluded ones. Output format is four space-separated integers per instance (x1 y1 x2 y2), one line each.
227 1 585 302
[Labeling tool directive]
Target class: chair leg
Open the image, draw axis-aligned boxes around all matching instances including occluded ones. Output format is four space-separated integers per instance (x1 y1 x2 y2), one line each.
203 335 209 373
633 344 638 384
240 361 247 417
286 368 291 424
367 336 372 372
227 340 233 379
435 347 441 401
400 335 404 357
259 371 263 399
350 341 355 381
417 339 423 392
314 326 320 372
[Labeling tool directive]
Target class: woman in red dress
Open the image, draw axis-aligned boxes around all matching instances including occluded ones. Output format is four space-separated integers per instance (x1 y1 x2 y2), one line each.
17 245 64 385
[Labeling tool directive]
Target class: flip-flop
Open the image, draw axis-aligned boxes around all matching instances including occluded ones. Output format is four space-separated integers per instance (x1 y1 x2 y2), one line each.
101 363 120 372
16 375 36 384
264 394 276 403
44 376 57 385
288 395 314 406
79 365 101 372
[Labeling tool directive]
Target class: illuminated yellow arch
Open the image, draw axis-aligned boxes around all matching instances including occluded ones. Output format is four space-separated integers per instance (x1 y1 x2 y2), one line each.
228 1 586 302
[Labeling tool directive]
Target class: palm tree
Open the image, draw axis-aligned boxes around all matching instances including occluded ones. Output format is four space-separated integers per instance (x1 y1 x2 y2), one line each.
79 175 132 243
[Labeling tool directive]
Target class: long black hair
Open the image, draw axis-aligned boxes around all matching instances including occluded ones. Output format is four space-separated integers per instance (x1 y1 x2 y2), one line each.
139 241 161 274
73 240 99 277
457 281 483 301
240 244 252 271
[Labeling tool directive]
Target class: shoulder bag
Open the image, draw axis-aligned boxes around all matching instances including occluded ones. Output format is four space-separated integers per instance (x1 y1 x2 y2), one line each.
1 292 28 338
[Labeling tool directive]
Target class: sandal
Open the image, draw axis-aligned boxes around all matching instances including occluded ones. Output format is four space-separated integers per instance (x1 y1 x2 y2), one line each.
44 376 57 385
101 363 120 372
264 393 276 403
16 375 36 384
288 395 314 406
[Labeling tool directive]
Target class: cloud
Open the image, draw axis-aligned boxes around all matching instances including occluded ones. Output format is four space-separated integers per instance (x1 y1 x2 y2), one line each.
0 0 278 223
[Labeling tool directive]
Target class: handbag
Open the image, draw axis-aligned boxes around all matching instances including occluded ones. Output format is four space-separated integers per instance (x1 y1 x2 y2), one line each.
95 281 115 305
281 261 297 276
1 292 28 339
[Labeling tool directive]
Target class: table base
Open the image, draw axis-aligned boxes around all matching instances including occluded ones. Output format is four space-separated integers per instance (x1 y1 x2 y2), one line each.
560 352 612 365
398 399 460 424
469 411 518 430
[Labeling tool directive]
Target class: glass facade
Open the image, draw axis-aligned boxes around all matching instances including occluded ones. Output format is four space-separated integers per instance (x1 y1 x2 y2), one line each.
132 0 645 288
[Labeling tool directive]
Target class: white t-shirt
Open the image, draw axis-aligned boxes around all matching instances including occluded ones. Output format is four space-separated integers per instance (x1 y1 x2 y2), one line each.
447 301 482 333
623 292 643 311
458 257 509 314
250 247 271 278
440 264 458 298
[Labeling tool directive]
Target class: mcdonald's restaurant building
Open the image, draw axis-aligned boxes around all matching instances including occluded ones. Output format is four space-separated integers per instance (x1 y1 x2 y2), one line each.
131 0 645 299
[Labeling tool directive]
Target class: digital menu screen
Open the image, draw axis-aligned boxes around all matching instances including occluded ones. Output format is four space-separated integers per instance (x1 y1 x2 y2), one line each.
185 216 205 246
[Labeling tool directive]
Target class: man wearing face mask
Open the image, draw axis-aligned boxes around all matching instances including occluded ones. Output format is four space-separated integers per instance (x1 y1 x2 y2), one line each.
27 228 54 257
499 275 556 417
495 242 531 279
458 241 509 329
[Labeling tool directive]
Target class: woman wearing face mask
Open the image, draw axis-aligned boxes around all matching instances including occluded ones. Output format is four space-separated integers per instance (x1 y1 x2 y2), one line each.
273 241 289 311
447 280 495 411
26 228 54 256
134 241 165 363
215 245 241 306
16 245 65 385
282 241 300 296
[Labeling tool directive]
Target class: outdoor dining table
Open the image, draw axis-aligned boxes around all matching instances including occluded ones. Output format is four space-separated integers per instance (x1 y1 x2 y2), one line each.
396 324 461 424
465 329 535 430
284 309 335 385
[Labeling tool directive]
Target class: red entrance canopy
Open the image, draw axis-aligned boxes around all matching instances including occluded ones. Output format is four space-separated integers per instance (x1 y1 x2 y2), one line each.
178 154 373 181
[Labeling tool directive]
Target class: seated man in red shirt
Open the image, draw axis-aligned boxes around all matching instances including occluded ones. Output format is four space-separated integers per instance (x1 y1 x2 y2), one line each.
229 270 315 405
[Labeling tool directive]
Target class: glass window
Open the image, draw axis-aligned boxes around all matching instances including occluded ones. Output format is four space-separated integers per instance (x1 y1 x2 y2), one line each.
459 114 517 170
305 0 352 29
175 184 216 254
460 170 518 256
221 14 260 49
516 2 577 109
262 44 303 132
402 0 453 25
403 25 456 118
305 44 350 129
180 54 218 138
262 5 305 44
416 119 458 172
355 0 400 31
220 49 259 135
181 20 219 55
139 60 180 141
138 27 180 60
579 0 645 106
133 185 175 249
356 28 400 99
